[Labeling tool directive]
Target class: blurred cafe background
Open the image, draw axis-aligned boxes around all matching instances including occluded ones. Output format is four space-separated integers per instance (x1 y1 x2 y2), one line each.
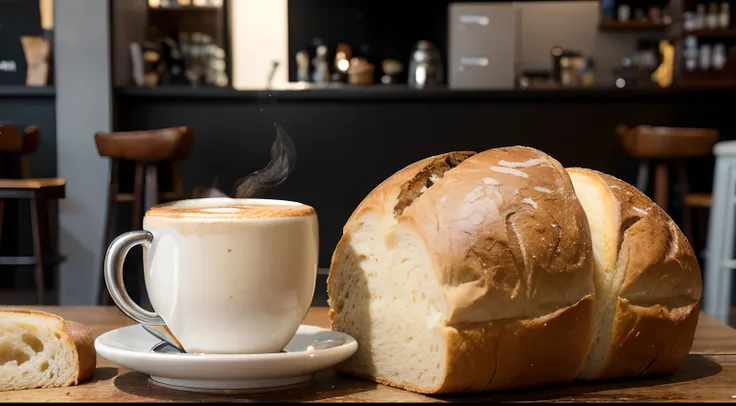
1 0 736 324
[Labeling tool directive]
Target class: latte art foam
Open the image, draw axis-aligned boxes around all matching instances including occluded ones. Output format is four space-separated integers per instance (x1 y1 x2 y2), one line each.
146 200 315 219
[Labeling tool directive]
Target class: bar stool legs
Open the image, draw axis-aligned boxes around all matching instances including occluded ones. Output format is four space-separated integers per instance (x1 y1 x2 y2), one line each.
0 181 65 306
99 160 120 306
132 163 144 230
636 159 650 193
704 154 736 324
144 164 159 210
139 164 159 310
29 195 45 305
98 161 177 306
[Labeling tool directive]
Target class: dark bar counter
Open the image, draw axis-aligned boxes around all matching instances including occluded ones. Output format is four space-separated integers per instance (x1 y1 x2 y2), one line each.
117 84 736 101
115 84 733 270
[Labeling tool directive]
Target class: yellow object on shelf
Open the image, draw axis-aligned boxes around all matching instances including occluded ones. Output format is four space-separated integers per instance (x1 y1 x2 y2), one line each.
652 40 674 88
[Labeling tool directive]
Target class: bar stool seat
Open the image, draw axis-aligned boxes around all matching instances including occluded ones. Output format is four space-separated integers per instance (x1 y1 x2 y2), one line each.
0 178 65 190
0 177 66 305
617 125 719 249
620 125 719 159
95 126 193 163
96 126 194 305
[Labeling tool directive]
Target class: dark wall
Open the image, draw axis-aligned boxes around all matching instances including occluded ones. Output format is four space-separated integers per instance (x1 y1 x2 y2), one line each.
114 87 735 271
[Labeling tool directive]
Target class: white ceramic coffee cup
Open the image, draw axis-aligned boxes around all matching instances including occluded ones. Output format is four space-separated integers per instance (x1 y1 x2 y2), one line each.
104 197 319 355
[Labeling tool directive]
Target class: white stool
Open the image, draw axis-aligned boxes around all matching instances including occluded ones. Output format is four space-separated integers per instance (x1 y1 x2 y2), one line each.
704 140 736 323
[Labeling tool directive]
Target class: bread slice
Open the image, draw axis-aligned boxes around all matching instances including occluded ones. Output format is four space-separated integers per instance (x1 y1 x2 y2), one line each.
0 310 96 391
566 168 702 381
328 146 596 394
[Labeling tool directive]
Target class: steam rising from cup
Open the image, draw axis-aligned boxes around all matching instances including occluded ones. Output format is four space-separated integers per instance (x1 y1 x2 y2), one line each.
192 122 297 199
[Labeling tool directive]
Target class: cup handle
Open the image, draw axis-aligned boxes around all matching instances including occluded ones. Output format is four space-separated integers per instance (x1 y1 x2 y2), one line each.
104 230 165 326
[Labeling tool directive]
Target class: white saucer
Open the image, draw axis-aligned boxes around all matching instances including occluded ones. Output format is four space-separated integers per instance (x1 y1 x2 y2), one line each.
95 324 358 394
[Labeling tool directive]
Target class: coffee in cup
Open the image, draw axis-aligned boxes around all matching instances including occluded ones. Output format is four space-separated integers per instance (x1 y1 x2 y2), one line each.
104 197 319 354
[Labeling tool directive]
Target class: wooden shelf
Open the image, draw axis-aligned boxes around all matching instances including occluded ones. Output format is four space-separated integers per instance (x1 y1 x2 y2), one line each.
684 28 736 37
115 84 736 102
0 86 55 98
149 6 222 11
679 78 736 87
599 19 670 31
148 1 222 11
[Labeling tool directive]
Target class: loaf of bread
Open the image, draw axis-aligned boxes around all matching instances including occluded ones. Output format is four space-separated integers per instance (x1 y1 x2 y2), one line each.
0 310 96 391
328 146 597 393
566 168 701 381
327 146 702 394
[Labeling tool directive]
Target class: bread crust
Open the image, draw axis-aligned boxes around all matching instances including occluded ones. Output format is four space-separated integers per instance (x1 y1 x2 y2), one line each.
566 168 702 380
63 321 96 385
0 309 96 388
336 295 594 394
401 147 594 325
329 146 596 394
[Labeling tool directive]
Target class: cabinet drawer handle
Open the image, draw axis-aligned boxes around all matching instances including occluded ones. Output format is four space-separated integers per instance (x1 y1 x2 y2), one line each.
460 57 489 67
459 15 490 26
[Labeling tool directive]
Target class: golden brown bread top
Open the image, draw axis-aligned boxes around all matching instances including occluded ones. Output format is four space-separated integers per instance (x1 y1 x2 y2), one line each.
344 152 475 231
342 146 595 325
569 168 702 307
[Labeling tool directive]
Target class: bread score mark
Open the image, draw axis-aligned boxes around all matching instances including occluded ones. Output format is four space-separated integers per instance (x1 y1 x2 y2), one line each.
498 158 552 168
394 152 476 216
489 166 529 178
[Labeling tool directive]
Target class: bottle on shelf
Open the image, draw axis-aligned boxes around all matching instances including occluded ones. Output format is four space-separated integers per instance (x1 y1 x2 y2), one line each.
295 50 310 83
713 43 727 70
331 43 351 83
695 4 706 29
649 6 662 24
684 11 696 30
662 4 673 24
601 0 615 20
684 36 699 71
311 45 330 84
699 43 712 70
707 2 719 29
720 2 731 28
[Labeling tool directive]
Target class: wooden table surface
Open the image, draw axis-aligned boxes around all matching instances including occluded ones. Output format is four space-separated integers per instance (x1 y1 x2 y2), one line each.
2 306 736 403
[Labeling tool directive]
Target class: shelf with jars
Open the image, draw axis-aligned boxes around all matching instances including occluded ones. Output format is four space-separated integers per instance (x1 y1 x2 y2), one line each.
129 0 230 88
598 0 673 30
682 1 731 32
677 1 736 85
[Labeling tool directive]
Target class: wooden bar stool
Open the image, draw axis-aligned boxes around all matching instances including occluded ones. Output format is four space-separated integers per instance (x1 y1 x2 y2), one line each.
617 125 719 244
94 126 193 305
0 178 66 305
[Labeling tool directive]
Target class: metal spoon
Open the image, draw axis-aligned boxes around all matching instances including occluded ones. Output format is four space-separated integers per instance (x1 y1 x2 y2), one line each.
150 340 183 354
142 324 185 353
144 325 345 355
